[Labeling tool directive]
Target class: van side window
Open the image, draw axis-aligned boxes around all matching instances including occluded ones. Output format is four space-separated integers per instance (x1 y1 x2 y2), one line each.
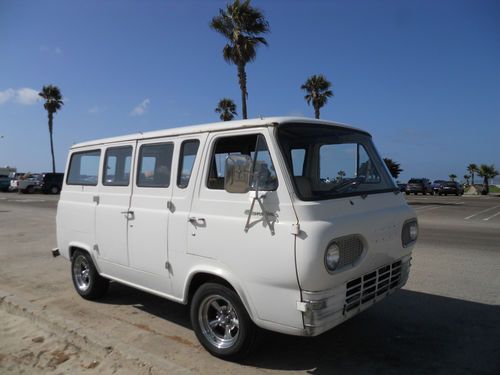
291 148 306 176
137 143 173 188
103 146 132 186
207 134 278 190
177 140 200 188
67 150 101 185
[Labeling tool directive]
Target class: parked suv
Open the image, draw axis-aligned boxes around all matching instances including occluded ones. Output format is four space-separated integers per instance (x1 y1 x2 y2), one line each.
438 181 464 196
406 178 433 195
40 173 64 194
431 180 446 195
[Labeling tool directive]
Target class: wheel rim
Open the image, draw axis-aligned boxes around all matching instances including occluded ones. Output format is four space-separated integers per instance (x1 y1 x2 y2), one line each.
73 255 91 292
51 186 58 194
198 295 240 349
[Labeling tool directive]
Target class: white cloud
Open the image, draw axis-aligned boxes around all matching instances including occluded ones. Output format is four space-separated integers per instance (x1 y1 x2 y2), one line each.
0 88 39 105
0 89 15 104
130 98 150 116
16 88 40 105
40 45 63 55
88 106 103 114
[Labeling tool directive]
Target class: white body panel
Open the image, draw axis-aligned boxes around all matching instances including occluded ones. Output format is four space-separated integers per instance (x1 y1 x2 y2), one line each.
56 117 417 337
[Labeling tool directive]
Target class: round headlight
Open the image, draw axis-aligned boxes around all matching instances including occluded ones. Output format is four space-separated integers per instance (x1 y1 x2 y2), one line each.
409 222 418 240
325 243 340 272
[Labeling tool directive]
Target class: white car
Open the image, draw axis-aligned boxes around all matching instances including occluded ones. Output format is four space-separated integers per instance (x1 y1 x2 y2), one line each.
55 117 418 359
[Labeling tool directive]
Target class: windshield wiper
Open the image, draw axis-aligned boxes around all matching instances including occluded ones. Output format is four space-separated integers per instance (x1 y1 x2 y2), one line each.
329 177 365 194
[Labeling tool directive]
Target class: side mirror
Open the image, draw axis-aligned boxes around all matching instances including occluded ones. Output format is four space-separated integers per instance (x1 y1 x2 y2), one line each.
224 155 252 193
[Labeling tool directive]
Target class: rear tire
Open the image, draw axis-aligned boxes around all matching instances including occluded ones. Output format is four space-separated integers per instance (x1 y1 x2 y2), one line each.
71 250 109 300
190 282 256 360
50 185 60 194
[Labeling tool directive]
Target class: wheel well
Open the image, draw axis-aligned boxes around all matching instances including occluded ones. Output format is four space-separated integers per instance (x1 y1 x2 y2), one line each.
187 273 235 303
69 246 87 259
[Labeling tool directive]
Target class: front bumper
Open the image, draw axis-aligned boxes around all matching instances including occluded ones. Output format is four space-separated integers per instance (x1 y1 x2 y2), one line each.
300 255 411 336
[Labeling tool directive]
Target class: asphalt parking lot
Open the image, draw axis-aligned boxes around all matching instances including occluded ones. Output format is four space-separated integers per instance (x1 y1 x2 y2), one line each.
0 191 499 374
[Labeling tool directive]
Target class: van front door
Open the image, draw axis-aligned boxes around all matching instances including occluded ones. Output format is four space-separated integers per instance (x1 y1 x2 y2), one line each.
127 140 174 294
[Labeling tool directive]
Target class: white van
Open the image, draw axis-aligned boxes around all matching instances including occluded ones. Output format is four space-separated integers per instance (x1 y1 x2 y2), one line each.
55 117 417 359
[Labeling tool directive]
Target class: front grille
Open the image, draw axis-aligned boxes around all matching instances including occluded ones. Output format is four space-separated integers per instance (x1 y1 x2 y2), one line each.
336 236 364 269
344 260 404 313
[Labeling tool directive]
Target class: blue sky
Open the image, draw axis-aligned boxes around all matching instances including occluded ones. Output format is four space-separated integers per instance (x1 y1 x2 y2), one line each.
1 0 499 183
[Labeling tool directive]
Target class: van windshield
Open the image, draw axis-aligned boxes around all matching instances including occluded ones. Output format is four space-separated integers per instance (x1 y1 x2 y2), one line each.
277 123 397 200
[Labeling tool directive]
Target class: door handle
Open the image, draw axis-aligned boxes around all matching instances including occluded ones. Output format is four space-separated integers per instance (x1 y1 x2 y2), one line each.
121 210 134 219
188 217 206 226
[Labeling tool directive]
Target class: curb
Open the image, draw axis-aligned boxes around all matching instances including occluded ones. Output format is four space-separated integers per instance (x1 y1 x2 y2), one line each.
0 289 198 375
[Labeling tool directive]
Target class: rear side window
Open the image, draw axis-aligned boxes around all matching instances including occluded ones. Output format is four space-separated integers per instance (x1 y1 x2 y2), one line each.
137 143 173 188
291 148 306 176
103 146 133 186
67 150 101 185
177 140 200 188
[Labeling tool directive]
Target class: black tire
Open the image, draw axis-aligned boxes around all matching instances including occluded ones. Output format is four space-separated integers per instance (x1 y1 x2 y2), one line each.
405 192 410 195
71 250 109 300
50 185 60 194
190 282 256 360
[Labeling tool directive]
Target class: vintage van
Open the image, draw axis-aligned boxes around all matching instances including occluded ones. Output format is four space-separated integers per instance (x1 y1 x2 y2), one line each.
55 117 418 359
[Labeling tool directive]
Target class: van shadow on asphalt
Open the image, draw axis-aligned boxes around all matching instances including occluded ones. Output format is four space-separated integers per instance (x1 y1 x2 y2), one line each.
96 284 500 374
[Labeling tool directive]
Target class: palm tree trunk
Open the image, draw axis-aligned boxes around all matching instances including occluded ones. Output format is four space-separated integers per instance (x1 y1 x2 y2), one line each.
314 104 320 119
483 175 489 195
471 172 475 185
237 64 248 119
48 112 56 173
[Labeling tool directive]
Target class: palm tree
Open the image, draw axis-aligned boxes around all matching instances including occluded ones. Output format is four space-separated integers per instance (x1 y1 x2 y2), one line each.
383 158 403 179
463 174 470 185
478 164 499 195
301 74 334 119
337 170 346 181
467 163 478 185
210 0 269 120
215 98 238 121
39 85 64 173
449 174 457 182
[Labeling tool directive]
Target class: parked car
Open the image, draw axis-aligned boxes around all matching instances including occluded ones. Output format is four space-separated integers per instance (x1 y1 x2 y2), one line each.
54 117 418 359
0 174 10 192
17 173 43 194
431 180 446 195
40 173 64 194
438 181 464 196
406 178 433 195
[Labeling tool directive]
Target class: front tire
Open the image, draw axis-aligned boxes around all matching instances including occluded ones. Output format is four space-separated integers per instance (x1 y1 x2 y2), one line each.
190 283 256 360
71 250 109 300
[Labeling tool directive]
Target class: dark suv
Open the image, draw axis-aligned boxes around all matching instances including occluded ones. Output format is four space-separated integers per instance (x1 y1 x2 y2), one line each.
406 178 433 195
40 173 64 194
438 181 464 196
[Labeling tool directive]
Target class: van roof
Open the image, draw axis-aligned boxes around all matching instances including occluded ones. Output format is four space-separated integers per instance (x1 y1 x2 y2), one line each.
71 116 367 149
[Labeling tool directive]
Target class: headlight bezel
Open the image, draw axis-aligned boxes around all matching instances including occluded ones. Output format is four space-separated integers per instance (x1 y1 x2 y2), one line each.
402 219 418 248
324 242 341 272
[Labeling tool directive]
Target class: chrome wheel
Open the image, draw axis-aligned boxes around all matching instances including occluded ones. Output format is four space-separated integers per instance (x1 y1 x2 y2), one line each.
73 255 91 292
198 295 240 349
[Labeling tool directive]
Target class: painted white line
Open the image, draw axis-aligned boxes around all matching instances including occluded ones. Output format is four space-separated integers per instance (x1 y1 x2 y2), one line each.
464 206 500 220
11 199 46 203
414 205 432 210
483 210 500 221
416 206 443 213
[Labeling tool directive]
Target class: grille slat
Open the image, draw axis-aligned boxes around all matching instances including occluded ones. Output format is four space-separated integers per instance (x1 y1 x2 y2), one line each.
344 260 406 313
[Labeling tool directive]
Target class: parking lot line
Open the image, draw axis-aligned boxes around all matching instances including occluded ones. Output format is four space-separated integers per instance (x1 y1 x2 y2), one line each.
464 206 500 220
483 210 500 221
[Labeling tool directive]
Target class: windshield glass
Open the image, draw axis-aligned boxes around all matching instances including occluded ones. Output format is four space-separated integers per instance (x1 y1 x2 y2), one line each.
277 123 397 200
